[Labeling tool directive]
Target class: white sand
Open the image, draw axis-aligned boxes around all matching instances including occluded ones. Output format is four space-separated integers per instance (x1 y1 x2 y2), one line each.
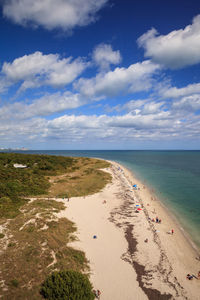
57 161 200 300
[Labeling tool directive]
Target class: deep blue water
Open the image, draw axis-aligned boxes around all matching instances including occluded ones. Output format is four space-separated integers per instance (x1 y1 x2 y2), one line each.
10 150 200 249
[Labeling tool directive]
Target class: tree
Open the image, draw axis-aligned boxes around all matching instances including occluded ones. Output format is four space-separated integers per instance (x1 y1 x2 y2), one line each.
40 270 95 300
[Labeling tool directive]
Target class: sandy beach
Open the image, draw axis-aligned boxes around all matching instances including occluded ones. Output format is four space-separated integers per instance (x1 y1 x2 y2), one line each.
57 160 200 300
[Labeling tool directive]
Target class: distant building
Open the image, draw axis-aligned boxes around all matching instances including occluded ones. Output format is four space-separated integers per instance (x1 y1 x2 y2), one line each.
13 163 27 168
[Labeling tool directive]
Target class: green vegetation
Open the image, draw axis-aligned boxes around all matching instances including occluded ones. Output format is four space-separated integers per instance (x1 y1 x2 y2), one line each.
0 233 5 238
0 152 111 218
0 152 110 299
0 152 75 218
10 279 19 288
0 199 88 299
49 157 111 198
40 270 95 300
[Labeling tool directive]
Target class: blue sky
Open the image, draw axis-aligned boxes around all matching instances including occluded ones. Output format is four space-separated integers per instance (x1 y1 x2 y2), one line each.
0 0 200 150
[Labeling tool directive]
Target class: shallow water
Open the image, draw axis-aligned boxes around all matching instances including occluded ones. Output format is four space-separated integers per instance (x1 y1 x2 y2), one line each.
12 150 200 249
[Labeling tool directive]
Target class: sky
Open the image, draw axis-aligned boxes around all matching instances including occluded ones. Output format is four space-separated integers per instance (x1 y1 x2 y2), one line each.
0 0 200 150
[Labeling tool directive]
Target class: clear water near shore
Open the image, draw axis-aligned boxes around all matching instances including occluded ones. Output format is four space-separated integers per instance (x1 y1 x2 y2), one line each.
10 150 200 250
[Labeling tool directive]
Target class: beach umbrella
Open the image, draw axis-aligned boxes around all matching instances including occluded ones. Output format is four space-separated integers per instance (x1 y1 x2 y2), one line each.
133 184 137 187
137 208 142 211
136 204 140 207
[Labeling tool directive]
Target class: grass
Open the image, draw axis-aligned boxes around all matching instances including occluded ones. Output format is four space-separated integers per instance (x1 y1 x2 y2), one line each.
0 152 75 219
0 154 111 299
10 279 19 288
48 157 111 198
0 196 28 219
0 199 88 299
0 154 111 218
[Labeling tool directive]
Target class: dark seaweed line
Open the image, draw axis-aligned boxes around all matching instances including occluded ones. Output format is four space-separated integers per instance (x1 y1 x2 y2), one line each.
134 191 187 300
108 165 188 300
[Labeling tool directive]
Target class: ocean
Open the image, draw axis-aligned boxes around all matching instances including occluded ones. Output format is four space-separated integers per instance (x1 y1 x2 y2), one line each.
13 150 200 250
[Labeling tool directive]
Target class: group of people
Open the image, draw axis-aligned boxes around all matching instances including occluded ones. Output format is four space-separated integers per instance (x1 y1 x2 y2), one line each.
152 216 161 223
62 197 70 202
186 271 200 280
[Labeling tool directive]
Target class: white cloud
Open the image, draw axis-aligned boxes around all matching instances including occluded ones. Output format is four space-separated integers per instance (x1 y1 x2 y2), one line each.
107 112 171 129
2 0 108 31
92 43 121 70
123 99 165 115
75 60 160 98
142 101 165 115
2 51 87 91
26 91 84 117
0 91 85 120
123 99 147 111
40 108 199 141
1 100 200 146
160 82 200 98
172 94 200 112
138 15 200 69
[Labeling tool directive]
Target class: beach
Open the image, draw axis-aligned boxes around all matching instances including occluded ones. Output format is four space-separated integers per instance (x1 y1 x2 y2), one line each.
57 160 200 299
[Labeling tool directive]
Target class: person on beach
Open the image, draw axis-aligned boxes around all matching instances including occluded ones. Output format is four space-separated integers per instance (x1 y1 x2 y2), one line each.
96 289 101 299
171 229 174 235
156 216 159 223
93 290 99 298
187 274 193 280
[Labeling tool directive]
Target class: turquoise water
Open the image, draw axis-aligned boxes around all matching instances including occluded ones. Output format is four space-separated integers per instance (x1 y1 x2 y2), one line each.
14 150 200 249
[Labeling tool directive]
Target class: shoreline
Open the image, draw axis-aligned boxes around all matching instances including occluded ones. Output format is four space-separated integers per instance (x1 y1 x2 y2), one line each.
57 159 200 299
116 159 200 251
107 160 200 257
117 161 200 255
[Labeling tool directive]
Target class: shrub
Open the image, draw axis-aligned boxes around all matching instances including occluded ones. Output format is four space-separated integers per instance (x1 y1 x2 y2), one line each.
10 279 19 287
40 270 95 300
0 197 12 206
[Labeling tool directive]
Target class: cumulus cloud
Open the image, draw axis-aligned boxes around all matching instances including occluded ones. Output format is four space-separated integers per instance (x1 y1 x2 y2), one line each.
92 43 121 70
138 15 200 69
75 60 160 98
107 112 171 129
1 97 200 146
160 82 200 99
0 91 85 120
2 51 87 91
43 108 200 142
123 99 147 111
172 94 200 112
2 0 108 31
123 99 165 115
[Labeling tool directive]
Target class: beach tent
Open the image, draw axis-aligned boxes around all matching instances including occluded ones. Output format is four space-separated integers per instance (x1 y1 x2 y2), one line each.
133 184 137 187
137 208 142 211
136 205 140 207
